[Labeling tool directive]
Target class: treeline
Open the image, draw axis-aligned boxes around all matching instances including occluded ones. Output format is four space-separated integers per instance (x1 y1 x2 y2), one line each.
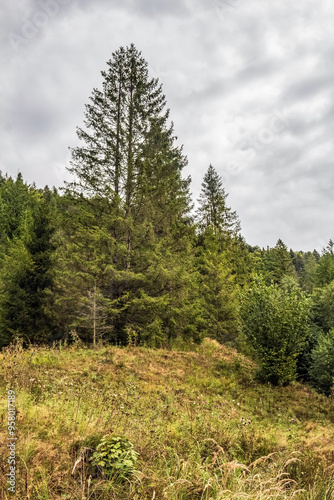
0 165 250 349
1 44 334 394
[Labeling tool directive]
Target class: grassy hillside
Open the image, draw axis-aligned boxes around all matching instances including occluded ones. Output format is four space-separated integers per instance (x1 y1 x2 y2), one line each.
1 338 334 499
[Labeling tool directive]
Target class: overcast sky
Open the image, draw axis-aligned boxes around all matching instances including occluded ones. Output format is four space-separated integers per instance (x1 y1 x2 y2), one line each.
1 0 333 251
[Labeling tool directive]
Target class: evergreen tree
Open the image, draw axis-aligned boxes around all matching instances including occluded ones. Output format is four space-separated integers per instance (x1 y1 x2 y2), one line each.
315 240 334 286
0 180 56 346
52 194 117 342
196 164 240 243
264 239 296 284
195 166 250 344
0 173 32 253
290 250 305 279
64 44 197 345
301 252 318 293
67 44 175 268
312 281 334 333
196 240 238 343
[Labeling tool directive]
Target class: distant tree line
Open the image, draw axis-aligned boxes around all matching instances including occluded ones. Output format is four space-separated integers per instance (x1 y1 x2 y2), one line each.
1 44 334 394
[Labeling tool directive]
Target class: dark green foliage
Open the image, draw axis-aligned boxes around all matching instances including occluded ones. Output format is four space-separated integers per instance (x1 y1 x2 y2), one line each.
296 322 323 381
52 194 116 342
315 240 334 287
67 43 171 206
300 251 318 292
196 164 240 244
62 44 198 346
283 250 320 292
309 329 334 395
195 166 250 344
196 239 239 344
312 281 334 333
291 250 305 276
0 173 31 247
262 239 296 284
239 276 311 385
0 178 56 346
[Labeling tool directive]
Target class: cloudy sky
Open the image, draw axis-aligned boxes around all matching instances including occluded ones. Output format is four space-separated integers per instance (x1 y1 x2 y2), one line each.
1 0 333 251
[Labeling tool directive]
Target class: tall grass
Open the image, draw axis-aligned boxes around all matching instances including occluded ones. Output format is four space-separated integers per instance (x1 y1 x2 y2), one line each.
0 338 334 499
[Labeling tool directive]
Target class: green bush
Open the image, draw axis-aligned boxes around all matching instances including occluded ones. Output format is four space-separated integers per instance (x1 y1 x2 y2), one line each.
90 434 139 480
310 328 334 395
239 276 310 385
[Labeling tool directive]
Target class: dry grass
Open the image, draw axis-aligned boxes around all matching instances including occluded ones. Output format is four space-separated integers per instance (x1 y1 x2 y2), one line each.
0 339 334 499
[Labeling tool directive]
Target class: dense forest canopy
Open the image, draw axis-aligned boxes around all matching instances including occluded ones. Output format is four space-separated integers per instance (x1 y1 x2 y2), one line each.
1 44 333 393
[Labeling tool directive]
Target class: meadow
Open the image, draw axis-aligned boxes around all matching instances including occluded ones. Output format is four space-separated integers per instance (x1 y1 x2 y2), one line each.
1 338 334 499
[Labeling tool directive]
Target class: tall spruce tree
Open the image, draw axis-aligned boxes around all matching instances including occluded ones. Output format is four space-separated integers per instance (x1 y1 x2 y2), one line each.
63 44 197 345
196 164 240 242
195 166 247 344
67 44 189 267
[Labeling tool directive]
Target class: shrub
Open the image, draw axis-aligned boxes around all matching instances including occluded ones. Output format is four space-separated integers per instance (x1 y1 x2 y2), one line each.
239 276 310 385
90 434 139 480
309 328 334 395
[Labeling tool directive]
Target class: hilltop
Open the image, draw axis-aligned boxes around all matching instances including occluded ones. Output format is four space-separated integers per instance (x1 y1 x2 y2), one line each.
1 338 334 499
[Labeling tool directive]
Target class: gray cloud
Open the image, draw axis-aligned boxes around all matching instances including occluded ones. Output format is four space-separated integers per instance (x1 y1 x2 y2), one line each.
1 0 334 250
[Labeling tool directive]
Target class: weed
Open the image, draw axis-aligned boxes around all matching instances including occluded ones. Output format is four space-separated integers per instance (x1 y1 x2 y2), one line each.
90 434 139 480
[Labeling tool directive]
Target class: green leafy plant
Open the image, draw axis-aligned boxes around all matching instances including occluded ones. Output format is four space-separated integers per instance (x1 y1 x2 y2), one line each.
90 434 139 479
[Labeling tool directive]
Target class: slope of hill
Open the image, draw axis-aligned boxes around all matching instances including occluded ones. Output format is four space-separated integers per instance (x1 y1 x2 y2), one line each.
1 338 334 499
